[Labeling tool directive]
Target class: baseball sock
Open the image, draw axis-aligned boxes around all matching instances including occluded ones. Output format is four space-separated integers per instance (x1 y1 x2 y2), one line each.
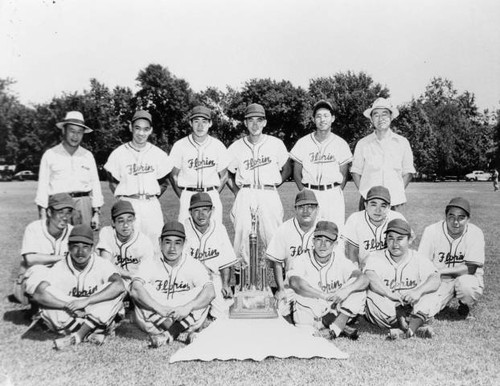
331 313 349 337
168 321 187 340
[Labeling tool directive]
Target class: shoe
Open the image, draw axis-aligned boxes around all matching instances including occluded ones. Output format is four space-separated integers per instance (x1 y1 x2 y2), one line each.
387 328 405 340
87 332 107 346
330 325 359 341
54 334 79 350
149 332 173 348
457 302 470 318
416 326 434 339
403 328 415 339
395 306 409 332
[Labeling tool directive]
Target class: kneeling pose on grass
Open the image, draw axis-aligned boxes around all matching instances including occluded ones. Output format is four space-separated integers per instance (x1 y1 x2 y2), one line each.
364 219 440 339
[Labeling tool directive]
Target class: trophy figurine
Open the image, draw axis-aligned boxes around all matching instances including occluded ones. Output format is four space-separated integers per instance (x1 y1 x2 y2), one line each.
229 207 278 319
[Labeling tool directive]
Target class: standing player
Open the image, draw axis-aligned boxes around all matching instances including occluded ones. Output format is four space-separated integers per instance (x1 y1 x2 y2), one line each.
364 219 441 339
342 185 406 268
96 200 154 285
130 221 215 347
290 100 352 229
29 225 126 350
418 197 485 318
36 111 103 229
227 103 291 264
13 193 75 305
184 193 239 319
351 98 415 212
104 110 172 245
265 189 319 317
288 221 368 339
170 105 231 224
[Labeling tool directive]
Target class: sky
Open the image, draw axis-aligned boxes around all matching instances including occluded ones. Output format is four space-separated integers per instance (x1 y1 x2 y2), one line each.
1 0 499 111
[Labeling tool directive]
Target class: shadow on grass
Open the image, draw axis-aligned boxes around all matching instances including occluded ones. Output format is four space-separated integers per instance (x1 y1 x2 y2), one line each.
434 306 465 322
114 321 148 341
3 308 33 327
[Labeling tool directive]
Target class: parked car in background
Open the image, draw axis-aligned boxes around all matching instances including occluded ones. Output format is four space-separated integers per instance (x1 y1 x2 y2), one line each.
12 170 38 181
464 170 492 181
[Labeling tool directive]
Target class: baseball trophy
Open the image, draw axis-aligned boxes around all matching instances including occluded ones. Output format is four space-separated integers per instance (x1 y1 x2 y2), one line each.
229 207 278 319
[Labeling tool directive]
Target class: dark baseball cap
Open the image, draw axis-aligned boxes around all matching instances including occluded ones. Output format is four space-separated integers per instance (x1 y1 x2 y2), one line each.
189 192 213 210
314 221 338 241
385 219 411 236
48 193 75 210
189 105 211 120
161 221 186 239
244 103 266 118
365 185 391 205
295 189 318 206
131 110 152 124
313 100 334 116
446 197 470 217
111 200 135 220
69 224 94 245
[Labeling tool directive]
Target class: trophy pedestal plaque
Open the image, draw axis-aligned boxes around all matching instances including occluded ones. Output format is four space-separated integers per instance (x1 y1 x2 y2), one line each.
229 209 278 319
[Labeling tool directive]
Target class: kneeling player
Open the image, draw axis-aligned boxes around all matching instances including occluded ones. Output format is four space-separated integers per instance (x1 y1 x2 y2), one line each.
130 221 215 347
418 197 484 318
30 225 126 350
288 221 368 340
364 219 440 339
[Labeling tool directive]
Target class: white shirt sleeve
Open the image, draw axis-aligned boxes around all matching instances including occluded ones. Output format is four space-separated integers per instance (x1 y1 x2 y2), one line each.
35 151 50 208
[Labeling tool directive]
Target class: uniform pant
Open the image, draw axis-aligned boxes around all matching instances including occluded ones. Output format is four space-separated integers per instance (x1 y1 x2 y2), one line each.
230 188 283 263
310 187 345 230
39 285 124 333
14 265 51 304
132 283 210 336
365 290 437 329
72 196 93 227
428 275 483 315
178 189 223 225
293 291 366 329
210 274 233 319
120 197 163 248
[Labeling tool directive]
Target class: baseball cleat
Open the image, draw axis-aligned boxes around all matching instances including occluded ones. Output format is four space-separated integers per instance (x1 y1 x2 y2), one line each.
53 334 79 350
387 328 405 340
149 332 173 348
87 332 107 346
416 326 434 339
330 325 359 341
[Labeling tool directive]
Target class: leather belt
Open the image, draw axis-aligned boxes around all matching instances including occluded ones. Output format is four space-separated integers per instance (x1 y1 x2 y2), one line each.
68 191 91 198
120 194 157 200
304 183 340 191
182 186 216 192
241 184 276 190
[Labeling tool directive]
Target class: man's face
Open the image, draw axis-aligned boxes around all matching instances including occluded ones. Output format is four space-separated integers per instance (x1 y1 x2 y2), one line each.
190 117 212 141
244 117 266 137
445 207 469 238
190 206 212 229
314 108 334 132
113 213 135 239
365 199 390 225
160 235 185 265
62 125 85 148
295 204 318 228
370 108 392 131
386 232 409 258
47 207 73 230
130 119 152 146
69 242 93 270
313 235 336 259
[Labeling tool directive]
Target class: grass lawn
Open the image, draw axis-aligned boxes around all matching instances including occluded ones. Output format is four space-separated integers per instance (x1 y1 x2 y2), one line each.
1 181 499 386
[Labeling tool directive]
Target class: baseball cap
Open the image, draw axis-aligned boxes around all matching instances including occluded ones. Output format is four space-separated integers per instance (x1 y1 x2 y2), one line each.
365 185 391 205
385 219 411 236
295 189 318 206
68 224 94 245
314 221 338 241
363 98 399 119
189 192 213 210
445 197 470 217
161 221 186 239
56 111 92 133
48 193 75 210
131 110 152 124
313 100 334 116
244 103 266 118
111 200 135 220
189 105 211 120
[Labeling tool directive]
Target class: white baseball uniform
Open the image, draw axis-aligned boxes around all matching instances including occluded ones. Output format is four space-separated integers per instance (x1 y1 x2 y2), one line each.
131 254 214 335
418 221 485 312
104 142 172 244
13 220 73 304
364 249 439 329
36 143 104 226
170 134 231 224
290 133 352 229
96 226 154 285
31 253 123 333
342 209 406 267
288 249 365 328
184 217 239 318
228 134 289 263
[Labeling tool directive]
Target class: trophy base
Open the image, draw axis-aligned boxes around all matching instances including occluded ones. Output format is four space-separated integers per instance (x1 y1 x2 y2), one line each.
229 289 278 319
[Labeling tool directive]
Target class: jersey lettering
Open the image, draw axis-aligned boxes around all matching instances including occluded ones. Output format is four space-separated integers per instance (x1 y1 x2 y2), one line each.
309 152 337 164
289 245 310 257
69 285 98 297
154 279 191 294
320 280 343 292
187 157 216 170
115 254 140 270
383 278 417 291
243 156 271 170
438 252 465 267
190 247 220 261
126 163 155 175
363 238 386 251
